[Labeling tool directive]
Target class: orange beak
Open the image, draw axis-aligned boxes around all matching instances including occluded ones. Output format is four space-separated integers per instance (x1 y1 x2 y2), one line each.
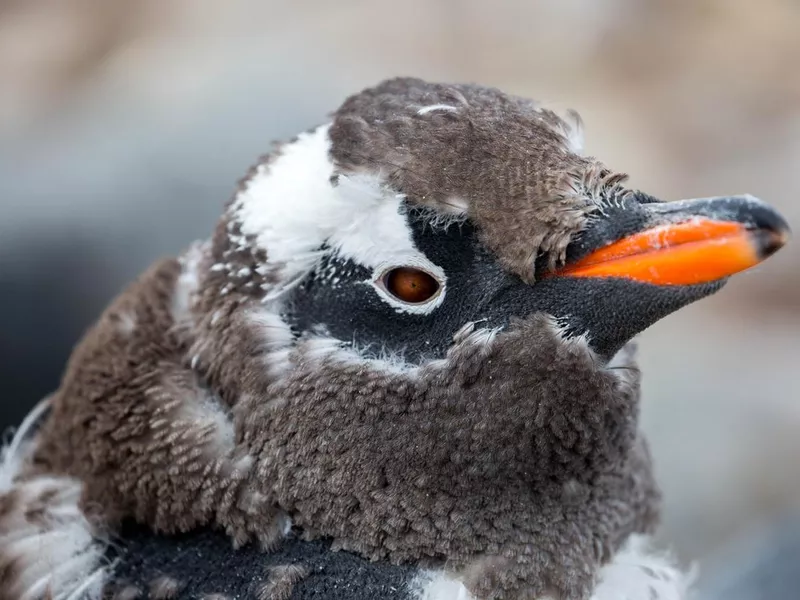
550 199 790 286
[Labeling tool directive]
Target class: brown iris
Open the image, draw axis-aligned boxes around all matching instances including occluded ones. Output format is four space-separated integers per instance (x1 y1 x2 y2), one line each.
383 267 440 304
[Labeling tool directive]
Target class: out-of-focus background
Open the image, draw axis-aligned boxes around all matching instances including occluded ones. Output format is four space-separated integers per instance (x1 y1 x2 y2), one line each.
0 0 797 596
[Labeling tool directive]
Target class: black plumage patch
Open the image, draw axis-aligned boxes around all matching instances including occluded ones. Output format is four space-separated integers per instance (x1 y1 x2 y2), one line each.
284 211 517 363
285 204 723 362
107 522 416 600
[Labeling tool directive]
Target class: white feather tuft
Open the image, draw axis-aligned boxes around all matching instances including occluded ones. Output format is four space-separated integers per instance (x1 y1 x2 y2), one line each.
114 312 137 336
0 398 112 600
559 107 585 154
590 534 695 600
409 534 693 600
327 172 425 267
248 310 296 378
417 104 459 115
231 125 435 283
0 396 50 491
171 241 205 325
408 570 473 600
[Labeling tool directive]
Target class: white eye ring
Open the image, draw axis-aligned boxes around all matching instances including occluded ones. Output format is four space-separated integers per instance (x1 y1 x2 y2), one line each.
377 266 442 304
368 258 446 315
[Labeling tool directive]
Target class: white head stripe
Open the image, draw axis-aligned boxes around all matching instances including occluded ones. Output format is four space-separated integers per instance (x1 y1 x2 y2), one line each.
231 124 433 280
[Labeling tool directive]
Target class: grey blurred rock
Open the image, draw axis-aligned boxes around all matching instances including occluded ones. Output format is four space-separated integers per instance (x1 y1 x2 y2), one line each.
697 513 800 600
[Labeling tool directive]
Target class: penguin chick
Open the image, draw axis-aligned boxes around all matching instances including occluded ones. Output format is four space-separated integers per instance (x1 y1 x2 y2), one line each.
0 77 790 600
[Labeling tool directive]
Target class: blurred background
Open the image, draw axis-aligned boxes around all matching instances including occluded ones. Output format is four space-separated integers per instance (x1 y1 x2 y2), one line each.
0 0 797 596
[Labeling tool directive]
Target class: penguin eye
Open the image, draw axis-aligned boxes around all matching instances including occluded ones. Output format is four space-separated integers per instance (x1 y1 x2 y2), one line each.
381 267 441 304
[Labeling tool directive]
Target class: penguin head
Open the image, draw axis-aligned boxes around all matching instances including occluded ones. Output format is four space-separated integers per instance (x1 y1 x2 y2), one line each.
209 76 790 364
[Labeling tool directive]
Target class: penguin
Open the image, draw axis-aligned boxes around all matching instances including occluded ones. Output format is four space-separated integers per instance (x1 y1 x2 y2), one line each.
0 77 790 600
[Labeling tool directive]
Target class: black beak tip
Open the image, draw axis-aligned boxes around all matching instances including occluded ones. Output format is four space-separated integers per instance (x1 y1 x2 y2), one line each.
747 195 791 260
755 224 791 260
671 193 792 262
